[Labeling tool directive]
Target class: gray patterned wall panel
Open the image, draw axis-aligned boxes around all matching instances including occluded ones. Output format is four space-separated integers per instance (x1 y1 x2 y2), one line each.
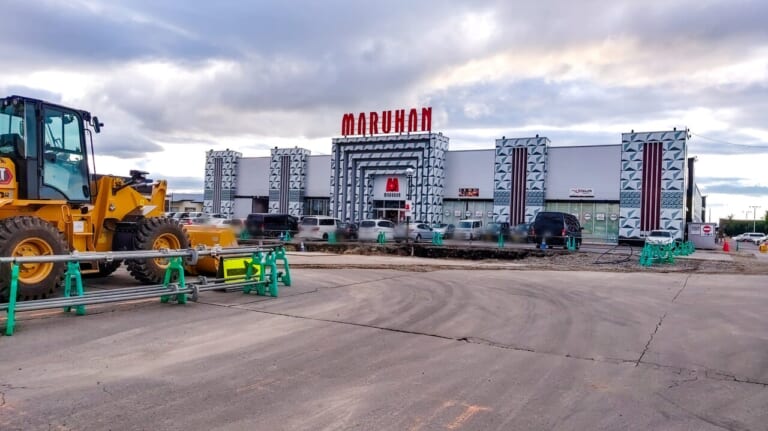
203 149 242 217
493 137 549 223
268 147 310 216
620 130 687 240
330 133 449 223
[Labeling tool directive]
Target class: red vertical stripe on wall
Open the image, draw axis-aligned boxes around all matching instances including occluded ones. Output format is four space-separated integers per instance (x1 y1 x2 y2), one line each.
641 142 662 231
509 147 527 225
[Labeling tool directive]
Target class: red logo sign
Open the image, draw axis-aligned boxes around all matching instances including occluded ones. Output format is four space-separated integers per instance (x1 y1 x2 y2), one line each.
385 177 400 193
341 107 432 137
0 167 13 185
702 225 712 234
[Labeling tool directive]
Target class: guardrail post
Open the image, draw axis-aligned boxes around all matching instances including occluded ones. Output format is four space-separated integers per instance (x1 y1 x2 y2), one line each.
242 251 265 294
274 246 291 286
161 256 187 304
263 251 279 297
63 261 85 316
498 233 505 249
4 263 19 336
327 231 337 244
377 231 386 244
432 231 443 246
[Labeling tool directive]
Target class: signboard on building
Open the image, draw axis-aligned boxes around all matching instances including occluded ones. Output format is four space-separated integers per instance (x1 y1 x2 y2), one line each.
459 187 479 197
569 187 594 198
373 175 406 200
341 107 432 137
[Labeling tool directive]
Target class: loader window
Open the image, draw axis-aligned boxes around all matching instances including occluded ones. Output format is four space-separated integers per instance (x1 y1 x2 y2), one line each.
0 102 26 158
42 107 89 201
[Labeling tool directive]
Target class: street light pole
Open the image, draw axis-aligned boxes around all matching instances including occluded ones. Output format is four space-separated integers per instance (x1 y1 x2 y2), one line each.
750 205 761 232
405 167 414 244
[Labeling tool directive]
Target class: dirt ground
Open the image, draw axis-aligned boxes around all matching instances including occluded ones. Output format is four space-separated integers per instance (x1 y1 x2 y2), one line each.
289 242 768 275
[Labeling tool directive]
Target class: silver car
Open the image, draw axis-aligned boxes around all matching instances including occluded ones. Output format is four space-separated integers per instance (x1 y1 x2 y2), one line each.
395 223 434 242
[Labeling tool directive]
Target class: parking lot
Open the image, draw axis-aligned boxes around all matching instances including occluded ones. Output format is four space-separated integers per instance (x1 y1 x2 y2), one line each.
1 254 767 430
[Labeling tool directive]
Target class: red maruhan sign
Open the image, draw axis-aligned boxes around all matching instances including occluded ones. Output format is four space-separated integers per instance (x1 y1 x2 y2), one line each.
341 107 432 137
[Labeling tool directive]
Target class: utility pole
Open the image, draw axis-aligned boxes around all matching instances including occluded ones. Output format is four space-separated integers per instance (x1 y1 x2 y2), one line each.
749 205 761 232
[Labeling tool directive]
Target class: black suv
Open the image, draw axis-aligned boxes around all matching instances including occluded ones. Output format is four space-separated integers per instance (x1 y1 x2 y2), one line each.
245 213 299 238
531 211 582 248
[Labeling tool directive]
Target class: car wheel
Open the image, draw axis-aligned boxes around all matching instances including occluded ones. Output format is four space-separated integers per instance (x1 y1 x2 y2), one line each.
322 233 328 240
415 234 421 242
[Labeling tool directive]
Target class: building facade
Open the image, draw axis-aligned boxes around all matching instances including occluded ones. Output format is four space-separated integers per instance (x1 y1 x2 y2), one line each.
204 128 702 243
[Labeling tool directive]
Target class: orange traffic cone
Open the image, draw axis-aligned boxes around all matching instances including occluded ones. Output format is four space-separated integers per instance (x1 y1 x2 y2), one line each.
723 240 730 252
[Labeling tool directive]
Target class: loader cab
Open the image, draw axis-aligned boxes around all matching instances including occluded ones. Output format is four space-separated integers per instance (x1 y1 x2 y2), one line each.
0 95 93 202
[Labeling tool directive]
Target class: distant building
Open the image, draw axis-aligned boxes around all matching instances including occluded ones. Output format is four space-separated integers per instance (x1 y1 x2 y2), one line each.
204 125 703 244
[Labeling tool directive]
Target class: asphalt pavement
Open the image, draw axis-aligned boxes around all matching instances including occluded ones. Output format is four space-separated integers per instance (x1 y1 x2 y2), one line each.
1 264 767 430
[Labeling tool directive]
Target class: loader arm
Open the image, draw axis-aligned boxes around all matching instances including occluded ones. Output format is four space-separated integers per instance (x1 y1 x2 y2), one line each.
89 175 168 252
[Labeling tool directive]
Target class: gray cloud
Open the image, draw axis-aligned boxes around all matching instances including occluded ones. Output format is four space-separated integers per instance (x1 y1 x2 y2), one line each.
0 0 766 161
93 131 164 159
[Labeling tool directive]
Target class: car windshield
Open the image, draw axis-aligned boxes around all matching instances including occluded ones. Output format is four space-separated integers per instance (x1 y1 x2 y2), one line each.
458 221 472 228
649 231 671 237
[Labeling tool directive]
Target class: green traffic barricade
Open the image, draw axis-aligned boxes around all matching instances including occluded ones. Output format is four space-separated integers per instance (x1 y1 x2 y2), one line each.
497 233 505 248
432 231 444 246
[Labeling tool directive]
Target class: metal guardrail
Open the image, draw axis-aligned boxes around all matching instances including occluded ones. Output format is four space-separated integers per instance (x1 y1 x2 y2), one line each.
2 245 291 336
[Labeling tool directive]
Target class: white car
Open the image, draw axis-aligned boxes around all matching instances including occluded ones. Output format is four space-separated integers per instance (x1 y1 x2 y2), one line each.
357 219 396 242
645 230 675 246
297 216 342 240
454 219 484 240
736 232 766 244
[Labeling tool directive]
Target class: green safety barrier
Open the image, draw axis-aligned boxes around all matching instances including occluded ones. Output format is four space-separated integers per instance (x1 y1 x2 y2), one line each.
566 236 577 251
432 231 444 246
242 246 292 297
5 263 19 336
239 229 251 241
63 261 85 315
327 231 337 244
497 233 505 248
377 231 386 244
160 256 187 304
3 246 293 336
639 243 677 267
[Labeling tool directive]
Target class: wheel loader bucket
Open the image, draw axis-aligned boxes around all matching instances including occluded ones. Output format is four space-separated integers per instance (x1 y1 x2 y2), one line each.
184 225 239 275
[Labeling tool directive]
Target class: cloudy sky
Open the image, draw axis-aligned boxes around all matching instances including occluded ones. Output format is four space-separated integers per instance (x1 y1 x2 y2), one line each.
1 0 766 222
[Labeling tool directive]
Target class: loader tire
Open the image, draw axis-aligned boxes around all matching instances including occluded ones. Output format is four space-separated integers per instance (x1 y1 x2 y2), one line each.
126 218 190 284
0 216 68 301
96 260 123 277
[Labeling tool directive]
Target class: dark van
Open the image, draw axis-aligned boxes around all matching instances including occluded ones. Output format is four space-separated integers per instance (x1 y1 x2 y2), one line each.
245 213 299 238
531 211 582 248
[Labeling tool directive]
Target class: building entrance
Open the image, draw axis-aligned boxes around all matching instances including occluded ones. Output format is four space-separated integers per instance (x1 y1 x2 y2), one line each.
372 200 406 223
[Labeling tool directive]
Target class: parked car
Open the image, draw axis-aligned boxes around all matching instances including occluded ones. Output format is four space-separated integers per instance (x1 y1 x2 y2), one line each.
431 223 455 239
454 219 484 240
213 218 245 236
177 211 204 225
510 223 532 243
735 232 766 244
298 216 342 240
482 222 511 241
357 219 396 242
531 211 582 248
336 222 359 240
245 213 299 238
394 223 433 242
645 230 675 246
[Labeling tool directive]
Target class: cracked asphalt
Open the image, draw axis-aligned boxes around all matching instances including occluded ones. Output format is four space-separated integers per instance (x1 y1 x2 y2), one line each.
1 266 767 430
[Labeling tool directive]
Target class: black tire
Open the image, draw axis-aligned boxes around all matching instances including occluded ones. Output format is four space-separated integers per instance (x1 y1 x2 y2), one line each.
126 218 190 284
322 233 328 240
0 216 68 301
96 260 123 277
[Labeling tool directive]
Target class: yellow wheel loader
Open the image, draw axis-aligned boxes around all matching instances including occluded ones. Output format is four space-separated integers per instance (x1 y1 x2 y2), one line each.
0 95 234 301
